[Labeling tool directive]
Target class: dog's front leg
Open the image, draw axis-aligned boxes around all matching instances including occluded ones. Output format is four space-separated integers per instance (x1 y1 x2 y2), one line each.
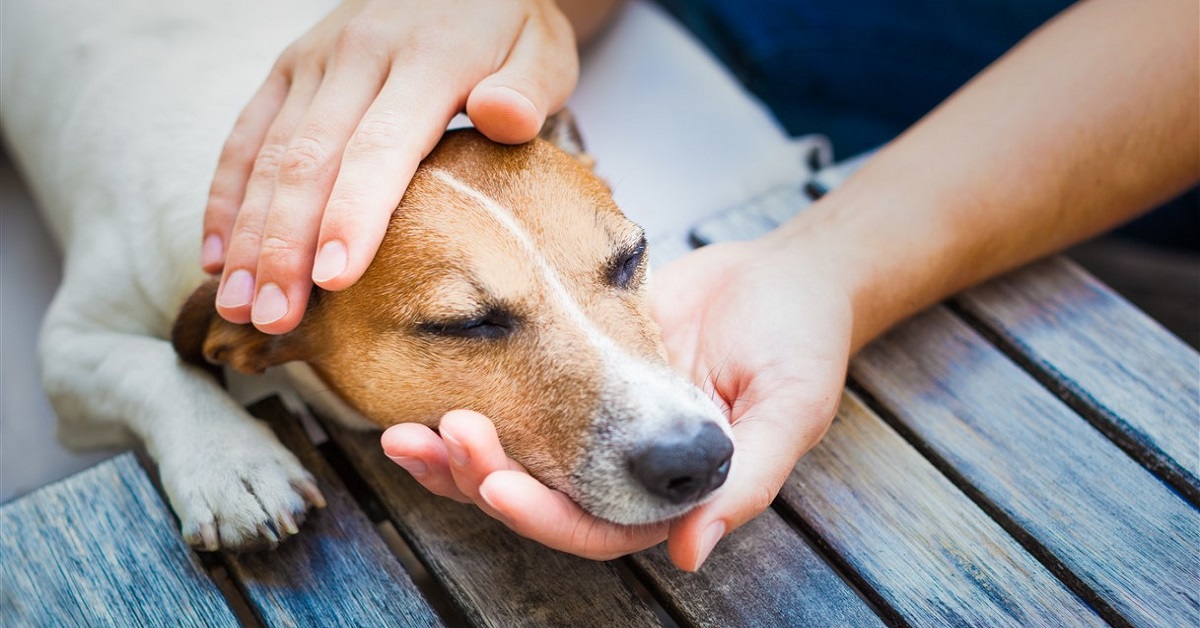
40 313 324 551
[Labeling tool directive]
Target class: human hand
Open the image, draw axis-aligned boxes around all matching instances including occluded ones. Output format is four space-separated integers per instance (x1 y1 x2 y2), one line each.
203 0 579 333
647 235 852 569
382 231 855 570
382 410 671 560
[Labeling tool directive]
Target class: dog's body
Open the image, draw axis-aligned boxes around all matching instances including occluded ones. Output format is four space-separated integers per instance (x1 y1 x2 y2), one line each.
3 1 732 551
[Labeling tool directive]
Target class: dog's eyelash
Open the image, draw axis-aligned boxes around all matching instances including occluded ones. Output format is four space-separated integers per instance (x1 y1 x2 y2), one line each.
419 309 517 340
608 236 647 289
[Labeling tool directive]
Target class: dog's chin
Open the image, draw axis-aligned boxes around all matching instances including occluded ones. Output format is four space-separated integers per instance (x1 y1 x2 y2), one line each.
563 478 721 526
597 496 717 527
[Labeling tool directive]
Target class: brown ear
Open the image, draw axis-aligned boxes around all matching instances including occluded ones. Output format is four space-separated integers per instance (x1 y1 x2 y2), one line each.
171 278 306 375
539 109 595 170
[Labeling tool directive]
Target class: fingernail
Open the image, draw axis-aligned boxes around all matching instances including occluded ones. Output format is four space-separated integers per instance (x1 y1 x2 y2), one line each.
694 520 725 571
478 482 499 511
443 433 469 467
201 234 223 268
312 240 347 284
387 455 428 477
252 283 289 325
478 482 512 524
217 269 254 308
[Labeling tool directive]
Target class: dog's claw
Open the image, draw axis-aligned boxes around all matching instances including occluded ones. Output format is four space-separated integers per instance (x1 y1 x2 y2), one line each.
297 479 327 509
255 522 280 548
200 523 219 551
277 511 299 536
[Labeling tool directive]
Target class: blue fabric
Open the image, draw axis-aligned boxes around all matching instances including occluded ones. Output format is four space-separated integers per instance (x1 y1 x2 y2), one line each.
655 0 1198 249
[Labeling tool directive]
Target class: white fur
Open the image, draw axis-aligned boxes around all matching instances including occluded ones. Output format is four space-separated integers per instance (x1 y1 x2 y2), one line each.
281 362 378 432
2 0 338 549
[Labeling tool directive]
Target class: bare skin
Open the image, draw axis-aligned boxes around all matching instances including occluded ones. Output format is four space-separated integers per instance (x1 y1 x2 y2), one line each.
206 0 1197 570
382 0 1198 571
203 0 621 333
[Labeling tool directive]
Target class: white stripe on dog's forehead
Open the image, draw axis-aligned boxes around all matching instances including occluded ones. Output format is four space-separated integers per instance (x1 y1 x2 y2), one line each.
429 168 614 350
427 168 728 436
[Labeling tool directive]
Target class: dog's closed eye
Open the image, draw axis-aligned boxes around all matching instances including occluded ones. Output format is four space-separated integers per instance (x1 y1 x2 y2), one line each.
608 235 647 289
420 307 518 340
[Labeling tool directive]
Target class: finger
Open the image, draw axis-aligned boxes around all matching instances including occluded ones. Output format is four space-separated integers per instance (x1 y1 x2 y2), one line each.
215 72 321 324
466 9 579 144
479 470 667 560
248 55 388 333
310 67 460 292
202 72 289 272
667 394 835 571
381 423 471 503
438 410 524 511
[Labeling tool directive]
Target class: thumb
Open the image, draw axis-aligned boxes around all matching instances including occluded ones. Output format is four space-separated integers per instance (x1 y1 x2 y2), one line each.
466 10 578 144
666 393 837 571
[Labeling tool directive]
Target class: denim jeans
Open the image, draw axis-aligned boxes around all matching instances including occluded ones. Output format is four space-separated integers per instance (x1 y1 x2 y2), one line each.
655 0 1198 249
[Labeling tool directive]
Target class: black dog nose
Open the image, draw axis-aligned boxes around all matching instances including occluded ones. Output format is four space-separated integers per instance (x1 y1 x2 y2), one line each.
629 422 733 504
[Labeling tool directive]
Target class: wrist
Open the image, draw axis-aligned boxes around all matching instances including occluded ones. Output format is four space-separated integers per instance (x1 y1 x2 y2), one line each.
761 185 947 354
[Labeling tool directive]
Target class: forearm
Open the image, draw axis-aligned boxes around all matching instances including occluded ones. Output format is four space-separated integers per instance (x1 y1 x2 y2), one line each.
770 0 1199 352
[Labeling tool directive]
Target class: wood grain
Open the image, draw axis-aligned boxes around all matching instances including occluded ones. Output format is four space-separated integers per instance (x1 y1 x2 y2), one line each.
779 392 1105 627
852 306 1200 626
630 508 882 627
955 257 1200 503
0 454 238 626
322 420 661 628
221 398 443 627
688 185 810 246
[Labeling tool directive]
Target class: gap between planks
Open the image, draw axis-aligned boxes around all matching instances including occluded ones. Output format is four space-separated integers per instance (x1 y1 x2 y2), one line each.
129 449 264 627
946 298 1200 508
842 380 1127 627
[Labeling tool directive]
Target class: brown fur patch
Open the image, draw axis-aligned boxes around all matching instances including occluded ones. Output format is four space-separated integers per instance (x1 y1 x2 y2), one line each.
173 129 666 487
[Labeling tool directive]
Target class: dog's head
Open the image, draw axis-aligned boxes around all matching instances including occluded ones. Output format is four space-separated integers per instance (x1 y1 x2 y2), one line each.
174 114 732 525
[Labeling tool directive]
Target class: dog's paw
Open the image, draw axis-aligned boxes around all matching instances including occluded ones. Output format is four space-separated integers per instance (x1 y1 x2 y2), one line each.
158 421 326 552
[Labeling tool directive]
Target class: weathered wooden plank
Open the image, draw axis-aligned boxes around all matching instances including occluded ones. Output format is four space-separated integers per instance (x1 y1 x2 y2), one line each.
0 454 238 626
223 398 442 627
630 509 882 627
687 184 810 246
691 154 1200 624
955 256 1200 503
779 392 1105 626
322 420 661 628
852 306 1200 626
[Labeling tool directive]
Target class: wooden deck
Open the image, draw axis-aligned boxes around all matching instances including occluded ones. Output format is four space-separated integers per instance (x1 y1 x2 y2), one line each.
2 194 1198 626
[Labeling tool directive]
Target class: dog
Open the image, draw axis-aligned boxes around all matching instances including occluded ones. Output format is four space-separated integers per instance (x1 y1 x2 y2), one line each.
3 2 733 551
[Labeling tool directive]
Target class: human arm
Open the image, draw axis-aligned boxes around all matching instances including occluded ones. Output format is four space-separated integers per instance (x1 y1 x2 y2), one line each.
384 0 1198 570
202 0 625 333
795 0 1198 352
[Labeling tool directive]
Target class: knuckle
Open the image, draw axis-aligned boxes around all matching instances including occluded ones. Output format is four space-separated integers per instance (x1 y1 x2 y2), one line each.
323 189 372 217
226 227 265 257
251 143 288 180
278 135 332 183
230 213 265 241
394 24 449 58
257 234 305 263
350 115 404 153
750 484 776 516
335 19 385 56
